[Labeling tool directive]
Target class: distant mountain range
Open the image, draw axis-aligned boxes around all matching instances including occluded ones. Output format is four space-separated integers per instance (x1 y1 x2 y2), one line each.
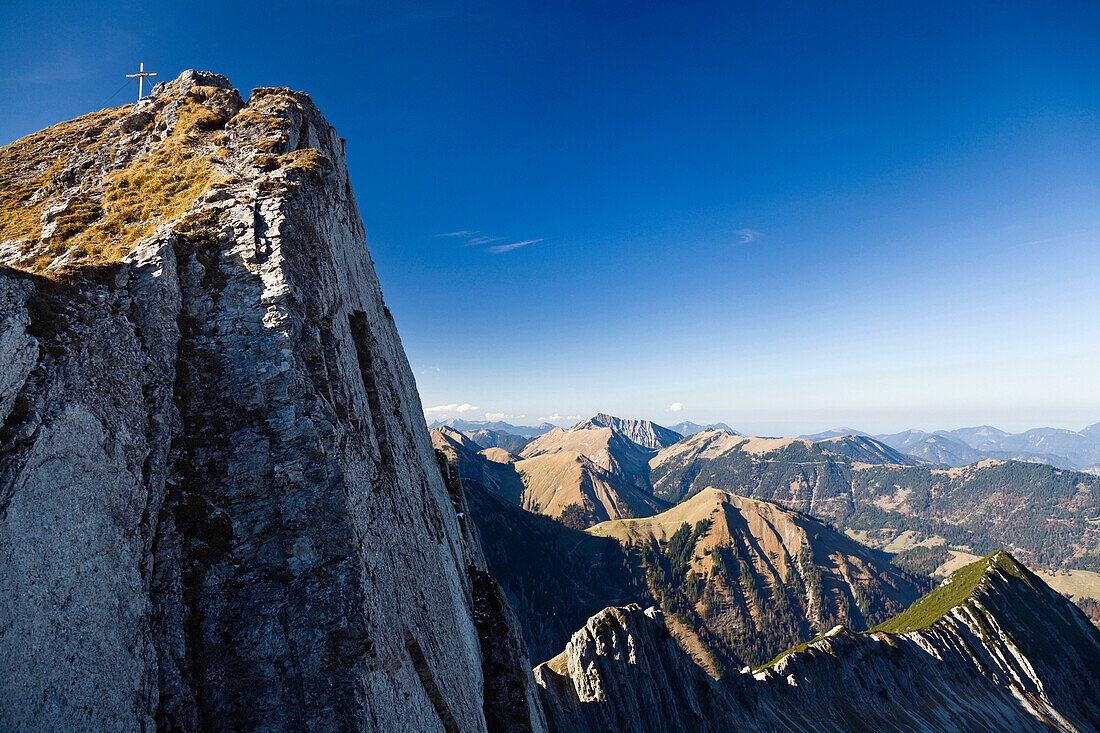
426 417 557 438
800 423 1100 473
437 413 1100 573
589 487 923 671
432 423 667 529
651 428 1100 572
431 414 1100 474
432 410 1100 729
668 420 740 436
438 423 925 669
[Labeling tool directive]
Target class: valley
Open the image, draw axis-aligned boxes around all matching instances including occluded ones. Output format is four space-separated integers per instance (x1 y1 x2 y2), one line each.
433 411 1100 675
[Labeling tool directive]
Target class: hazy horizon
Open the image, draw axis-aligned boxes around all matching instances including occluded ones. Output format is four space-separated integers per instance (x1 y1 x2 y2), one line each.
424 407 1100 438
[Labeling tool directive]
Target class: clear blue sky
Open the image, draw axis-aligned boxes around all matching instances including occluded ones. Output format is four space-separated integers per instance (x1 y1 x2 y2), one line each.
3 1 1098 434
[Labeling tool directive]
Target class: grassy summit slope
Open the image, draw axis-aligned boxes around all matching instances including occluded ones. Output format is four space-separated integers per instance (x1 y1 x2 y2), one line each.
872 551 1024 633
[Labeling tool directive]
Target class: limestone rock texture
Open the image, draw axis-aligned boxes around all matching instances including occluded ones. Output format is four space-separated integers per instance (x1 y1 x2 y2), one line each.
534 605 750 733
536 553 1100 732
0 70 544 733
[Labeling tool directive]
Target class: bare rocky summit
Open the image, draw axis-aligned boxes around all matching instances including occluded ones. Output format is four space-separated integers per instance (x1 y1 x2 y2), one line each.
0 71 544 732
569 412 682 450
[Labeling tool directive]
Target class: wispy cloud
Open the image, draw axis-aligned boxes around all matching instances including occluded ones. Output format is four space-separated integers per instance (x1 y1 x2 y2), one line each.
668 402 684 412
487 239 542 254
734 228 762 245
1013 231 1096 248
437 230 544 254
424 402 480 414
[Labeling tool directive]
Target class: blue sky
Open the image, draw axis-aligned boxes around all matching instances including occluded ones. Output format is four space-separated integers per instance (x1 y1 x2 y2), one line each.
3 1 1098 434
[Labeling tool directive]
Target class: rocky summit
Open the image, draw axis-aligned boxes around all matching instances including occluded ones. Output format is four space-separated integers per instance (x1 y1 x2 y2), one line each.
0 71 543 732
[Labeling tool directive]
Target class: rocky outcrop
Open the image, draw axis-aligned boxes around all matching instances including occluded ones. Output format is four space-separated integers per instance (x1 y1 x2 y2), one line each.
536 552 1100 732
0 71 544 732
534 605 749 733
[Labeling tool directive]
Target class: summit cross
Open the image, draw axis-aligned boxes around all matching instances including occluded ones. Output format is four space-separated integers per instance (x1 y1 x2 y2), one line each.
126 62 157 101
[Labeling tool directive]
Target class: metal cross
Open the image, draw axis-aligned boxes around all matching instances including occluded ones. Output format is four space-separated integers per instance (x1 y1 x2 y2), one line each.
126 62 158 101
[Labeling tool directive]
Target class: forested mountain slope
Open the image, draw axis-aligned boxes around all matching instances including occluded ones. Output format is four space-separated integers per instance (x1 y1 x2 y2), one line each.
651 430 1100 571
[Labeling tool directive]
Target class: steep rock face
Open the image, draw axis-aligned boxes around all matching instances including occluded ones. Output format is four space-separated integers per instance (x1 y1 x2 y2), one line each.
0 71 543 732
534 605 749 733
536 553 1100 732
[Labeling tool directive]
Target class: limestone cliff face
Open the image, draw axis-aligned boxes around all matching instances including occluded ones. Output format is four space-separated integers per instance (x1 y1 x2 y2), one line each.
536 553 1100 732
0 71 543 732
534 605 749 733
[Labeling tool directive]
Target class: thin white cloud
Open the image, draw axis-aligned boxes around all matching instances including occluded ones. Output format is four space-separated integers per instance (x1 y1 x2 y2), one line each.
1014 231 1095 248
467 235 505 246
668 402 684 412
537 413 566 422
439 230 544 254
734 228 762 244
566 415 581 420
424 402 480 414
488 239 542 254
484 412 507 421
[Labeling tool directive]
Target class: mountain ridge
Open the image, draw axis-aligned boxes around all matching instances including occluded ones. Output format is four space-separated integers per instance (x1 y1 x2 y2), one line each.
535 551 1100 732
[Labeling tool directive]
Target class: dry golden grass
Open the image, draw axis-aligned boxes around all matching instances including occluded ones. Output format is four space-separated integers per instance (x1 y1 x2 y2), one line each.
0 100 227 273
61 102 221 268
2 82 327 276
0 106 130 254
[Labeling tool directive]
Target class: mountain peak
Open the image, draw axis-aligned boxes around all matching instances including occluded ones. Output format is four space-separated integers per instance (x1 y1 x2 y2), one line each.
0 69 342 278
1 73 546 731
569 413 681 450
